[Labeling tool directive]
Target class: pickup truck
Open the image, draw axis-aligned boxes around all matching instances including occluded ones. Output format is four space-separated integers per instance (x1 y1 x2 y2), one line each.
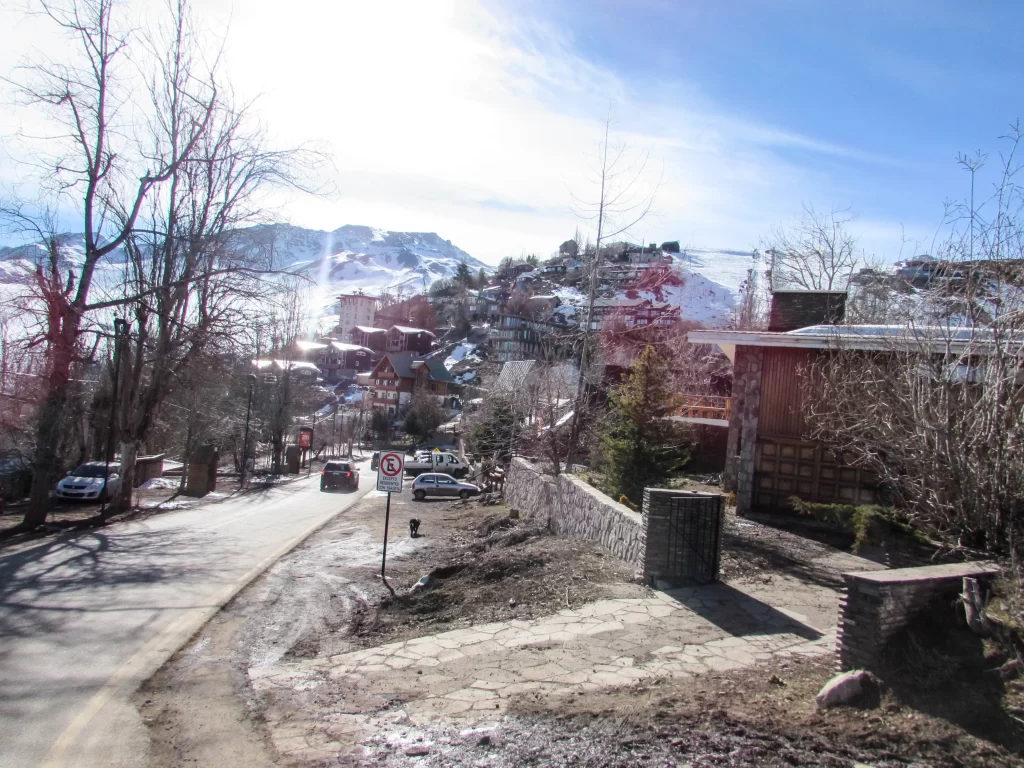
404 451 471 478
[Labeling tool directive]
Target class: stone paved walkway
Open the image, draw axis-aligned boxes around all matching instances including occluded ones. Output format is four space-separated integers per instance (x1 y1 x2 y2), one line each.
250 576 839 763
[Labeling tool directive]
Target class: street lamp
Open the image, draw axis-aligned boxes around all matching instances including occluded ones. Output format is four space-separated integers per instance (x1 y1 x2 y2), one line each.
306 410 317 477
241 373 257 487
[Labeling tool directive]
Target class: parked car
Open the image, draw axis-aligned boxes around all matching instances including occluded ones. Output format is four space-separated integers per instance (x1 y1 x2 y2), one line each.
321 461 359 491
55 462 120 501
411 473 480 501
404 451 471 478
371 451 380 471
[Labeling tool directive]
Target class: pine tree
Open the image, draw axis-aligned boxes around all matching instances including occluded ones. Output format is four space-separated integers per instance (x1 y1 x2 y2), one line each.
455 260 473 287
597 346 690 503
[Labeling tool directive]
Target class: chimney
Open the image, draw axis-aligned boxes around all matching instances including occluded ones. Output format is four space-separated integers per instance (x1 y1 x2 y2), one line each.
768 291 847 332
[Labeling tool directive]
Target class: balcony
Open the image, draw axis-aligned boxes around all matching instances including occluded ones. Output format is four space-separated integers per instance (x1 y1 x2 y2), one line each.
667 394 731 427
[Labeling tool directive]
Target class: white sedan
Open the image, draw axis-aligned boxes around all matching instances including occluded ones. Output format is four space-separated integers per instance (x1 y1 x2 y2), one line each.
56 462 121 501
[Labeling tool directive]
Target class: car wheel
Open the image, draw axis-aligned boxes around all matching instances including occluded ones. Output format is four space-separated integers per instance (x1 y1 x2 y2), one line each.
459 489 470 500
413 490 426 501
320 484 327 492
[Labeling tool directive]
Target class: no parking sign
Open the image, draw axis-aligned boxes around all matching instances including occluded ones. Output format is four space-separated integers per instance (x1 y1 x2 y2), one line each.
376 451 404 493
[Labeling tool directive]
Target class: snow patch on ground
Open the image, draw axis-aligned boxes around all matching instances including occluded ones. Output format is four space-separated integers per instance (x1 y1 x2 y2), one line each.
444 343 477 369
139 477 181 490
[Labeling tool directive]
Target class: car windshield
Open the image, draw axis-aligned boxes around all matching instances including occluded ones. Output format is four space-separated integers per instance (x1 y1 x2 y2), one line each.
71 464 108 478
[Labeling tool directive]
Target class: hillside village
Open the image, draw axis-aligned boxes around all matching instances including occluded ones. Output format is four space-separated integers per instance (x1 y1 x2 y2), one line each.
4 2 1024 767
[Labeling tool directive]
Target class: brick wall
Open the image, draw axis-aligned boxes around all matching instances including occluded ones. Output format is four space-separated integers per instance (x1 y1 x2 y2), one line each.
767 291 847 332
837 562 1000 672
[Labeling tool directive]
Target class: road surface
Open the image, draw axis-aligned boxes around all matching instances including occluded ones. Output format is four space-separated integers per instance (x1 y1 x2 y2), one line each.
0 472 373 768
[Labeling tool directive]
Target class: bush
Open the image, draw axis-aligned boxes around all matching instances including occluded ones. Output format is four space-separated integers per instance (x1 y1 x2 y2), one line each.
594 345 691 501
790 498 928 552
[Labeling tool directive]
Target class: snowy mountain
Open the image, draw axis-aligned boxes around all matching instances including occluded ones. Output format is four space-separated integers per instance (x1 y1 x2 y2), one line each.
0 225 754 329
0 224 490 294
234 224 490 293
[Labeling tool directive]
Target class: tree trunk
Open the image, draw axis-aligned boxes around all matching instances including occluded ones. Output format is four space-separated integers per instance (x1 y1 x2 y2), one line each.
23 388 68 528
962 577 990 637
114 439 140 511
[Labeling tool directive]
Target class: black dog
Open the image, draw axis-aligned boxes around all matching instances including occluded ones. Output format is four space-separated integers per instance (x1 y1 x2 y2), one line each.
409 518 421 538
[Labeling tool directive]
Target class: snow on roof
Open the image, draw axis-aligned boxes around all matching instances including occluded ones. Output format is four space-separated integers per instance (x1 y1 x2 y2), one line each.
252 359 321 372
330 341 373 353
495 360 536 392
391 325 436 336
353 325 387 334
276 360 320 371
295 340 328 352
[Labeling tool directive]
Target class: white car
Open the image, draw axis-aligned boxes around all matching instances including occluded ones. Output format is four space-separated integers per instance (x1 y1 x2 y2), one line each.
56 462 121 501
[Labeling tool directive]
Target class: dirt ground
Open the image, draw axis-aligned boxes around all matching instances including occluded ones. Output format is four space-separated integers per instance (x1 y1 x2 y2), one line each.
137 484 1024 768
137 483 643 766
360 653 1023 768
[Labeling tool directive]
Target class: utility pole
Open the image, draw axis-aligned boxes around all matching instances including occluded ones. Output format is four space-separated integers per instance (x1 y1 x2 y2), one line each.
241 373 256 488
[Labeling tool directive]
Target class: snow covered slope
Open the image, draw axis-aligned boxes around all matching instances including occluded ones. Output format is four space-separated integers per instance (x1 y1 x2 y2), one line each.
0 224 490 300
237 224 489 293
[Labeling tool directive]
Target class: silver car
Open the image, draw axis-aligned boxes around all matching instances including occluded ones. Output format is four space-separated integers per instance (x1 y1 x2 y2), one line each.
56 462 121 501
411 473 480 501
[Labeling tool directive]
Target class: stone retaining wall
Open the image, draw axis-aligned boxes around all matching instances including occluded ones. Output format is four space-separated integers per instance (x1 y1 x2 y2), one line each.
837 561 1000 672
506 458 645 567
507 459 726 584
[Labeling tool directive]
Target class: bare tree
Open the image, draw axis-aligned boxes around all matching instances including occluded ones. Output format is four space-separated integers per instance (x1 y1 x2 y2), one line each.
761 205 861 291
1 0 217 528
802 128 1024 558
565 117 659 468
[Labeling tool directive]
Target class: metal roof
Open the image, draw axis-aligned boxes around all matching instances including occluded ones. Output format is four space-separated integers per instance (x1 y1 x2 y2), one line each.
688 324 1024 359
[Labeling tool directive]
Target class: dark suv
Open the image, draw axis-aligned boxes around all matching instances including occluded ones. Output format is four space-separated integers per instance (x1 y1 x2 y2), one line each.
320 461 359 491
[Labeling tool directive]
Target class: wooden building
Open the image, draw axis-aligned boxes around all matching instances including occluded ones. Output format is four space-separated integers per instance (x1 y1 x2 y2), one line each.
359 352 456 416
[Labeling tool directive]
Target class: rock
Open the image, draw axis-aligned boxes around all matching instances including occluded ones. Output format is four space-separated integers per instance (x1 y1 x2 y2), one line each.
815 669 871 710
405 744 430 756
509 508 520 519
999 659 1023 680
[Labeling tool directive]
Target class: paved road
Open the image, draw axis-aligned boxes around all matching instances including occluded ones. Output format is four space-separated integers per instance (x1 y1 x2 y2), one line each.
0 472 374 768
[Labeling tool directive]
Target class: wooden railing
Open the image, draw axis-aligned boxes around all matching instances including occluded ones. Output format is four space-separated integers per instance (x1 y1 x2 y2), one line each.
669 394 732 422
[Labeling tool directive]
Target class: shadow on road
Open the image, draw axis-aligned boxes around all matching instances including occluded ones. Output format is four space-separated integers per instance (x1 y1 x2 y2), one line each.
0 525 234 645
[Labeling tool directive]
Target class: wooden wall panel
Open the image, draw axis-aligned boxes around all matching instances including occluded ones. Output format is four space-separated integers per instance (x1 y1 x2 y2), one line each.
757 348 816 438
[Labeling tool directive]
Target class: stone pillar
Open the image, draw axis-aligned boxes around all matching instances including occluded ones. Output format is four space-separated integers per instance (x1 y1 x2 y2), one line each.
729 346 764 516
642 488 724 586
836 563 999 672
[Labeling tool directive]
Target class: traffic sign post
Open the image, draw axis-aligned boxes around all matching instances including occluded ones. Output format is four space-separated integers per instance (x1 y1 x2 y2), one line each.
377 452 404 596
376 451 404 492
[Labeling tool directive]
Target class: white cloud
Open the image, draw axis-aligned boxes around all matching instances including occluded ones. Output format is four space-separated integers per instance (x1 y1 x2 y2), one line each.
0 0 929 263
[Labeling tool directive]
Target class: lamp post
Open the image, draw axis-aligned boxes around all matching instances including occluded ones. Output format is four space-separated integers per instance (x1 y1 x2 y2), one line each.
101 318 128 513
241 373 257 488
307 411 316 477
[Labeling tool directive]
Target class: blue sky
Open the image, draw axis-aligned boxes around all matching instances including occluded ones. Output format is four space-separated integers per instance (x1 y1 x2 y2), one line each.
1 0 1020 264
